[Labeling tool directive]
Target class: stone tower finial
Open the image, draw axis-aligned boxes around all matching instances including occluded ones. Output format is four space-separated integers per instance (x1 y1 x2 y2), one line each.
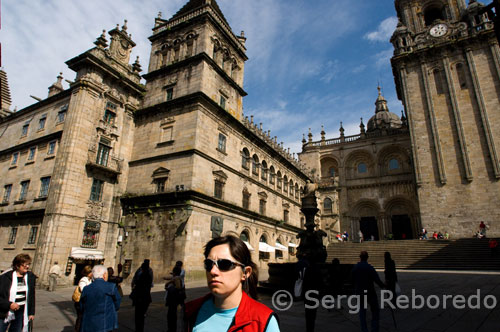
122 20 128 31
308 128 313 143
360 117 366 134
48 72 64 97
94 29 108 48
321 125 325 141
157 11 162 19
132 56 142 73
302 134 307 144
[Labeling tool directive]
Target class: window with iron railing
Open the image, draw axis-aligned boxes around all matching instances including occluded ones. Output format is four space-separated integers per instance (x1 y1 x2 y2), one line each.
81 221 100 248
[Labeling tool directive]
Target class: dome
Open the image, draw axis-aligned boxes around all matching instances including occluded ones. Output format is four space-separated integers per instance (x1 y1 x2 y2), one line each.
366 87 402 132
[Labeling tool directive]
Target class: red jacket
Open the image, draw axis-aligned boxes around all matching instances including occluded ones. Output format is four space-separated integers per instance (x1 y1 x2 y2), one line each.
184 292 278 332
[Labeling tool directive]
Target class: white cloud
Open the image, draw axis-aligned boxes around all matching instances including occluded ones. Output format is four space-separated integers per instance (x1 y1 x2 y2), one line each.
352 64 367 74
364 16 398 42
374 48 394 68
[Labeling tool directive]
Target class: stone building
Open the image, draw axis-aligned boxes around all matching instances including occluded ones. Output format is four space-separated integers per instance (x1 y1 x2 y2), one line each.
390 0 500 238
299 88 417 242
0 0 307 287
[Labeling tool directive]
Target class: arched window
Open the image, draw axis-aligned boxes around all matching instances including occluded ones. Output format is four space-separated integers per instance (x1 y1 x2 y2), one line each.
240 231 249 242
283 175 288 193
324 198 333 214
295 183 299 199
259 235 270 260
289 180 294 196
358 162 367 174
269 166 276 185
329 167 335 177
277 171 282 190
252 154 259 175
261 160 268 181
389 159 400 170
275 239 283 259
241 148 250 169
456 63 467 90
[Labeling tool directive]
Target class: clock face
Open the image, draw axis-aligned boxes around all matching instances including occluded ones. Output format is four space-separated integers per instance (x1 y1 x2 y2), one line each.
430 23 448 37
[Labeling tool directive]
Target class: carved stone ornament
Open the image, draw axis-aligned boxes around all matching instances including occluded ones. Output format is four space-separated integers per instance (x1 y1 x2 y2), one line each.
210 216 223 238
85 201 103 220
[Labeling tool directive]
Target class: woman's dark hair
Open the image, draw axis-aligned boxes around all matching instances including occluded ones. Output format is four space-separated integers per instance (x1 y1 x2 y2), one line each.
204 235 259 299
12 254 31 270
384 251 392 261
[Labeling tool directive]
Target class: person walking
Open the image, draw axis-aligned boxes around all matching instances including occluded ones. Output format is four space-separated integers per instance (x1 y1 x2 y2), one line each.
0 254 36 332
131 259 153 332
80 265 121 332
48 261 62 292
184 235 280 332
74 265 93 332
351 251 385 332
384 252 398 305
165 266 183 332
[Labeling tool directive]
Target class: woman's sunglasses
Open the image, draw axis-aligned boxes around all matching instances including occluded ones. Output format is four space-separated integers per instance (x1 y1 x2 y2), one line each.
204 258 245 272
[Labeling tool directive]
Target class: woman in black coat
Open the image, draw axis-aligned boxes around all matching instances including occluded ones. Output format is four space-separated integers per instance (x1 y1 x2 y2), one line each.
0 254 36 332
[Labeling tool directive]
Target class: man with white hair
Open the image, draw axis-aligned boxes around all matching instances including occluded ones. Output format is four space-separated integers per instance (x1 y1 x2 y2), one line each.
80 265 121 332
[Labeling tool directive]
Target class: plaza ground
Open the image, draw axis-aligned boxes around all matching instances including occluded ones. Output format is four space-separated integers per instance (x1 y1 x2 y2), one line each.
34 270 500 332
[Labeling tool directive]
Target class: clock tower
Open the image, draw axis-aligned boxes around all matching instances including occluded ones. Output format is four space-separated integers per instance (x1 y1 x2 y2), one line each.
391 0 500 237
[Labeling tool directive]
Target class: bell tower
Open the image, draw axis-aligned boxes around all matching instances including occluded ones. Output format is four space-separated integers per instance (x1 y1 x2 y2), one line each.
391 0 500 237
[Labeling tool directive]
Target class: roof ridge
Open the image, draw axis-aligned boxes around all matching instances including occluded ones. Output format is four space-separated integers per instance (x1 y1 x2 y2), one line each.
171 0 230 29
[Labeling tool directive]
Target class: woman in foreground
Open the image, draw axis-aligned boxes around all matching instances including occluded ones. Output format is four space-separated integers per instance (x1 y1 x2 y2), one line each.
185 235 280 332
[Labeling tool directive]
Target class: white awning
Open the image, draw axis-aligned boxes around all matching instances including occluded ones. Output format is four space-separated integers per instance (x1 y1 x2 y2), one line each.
275 242 287 251
70 247 104 260
288 242 298 247
243 241 255 251
259 242 275 253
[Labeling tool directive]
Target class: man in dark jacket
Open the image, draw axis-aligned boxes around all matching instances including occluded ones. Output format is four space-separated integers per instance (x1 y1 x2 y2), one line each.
351 251 385 332
131 259 153 332
80 265 121 332
0 254 36 332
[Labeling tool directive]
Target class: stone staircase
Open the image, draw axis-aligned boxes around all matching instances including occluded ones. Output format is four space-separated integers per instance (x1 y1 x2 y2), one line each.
326 238 500 271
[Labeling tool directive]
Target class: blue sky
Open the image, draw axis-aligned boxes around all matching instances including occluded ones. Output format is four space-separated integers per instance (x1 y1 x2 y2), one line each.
0 1 482 153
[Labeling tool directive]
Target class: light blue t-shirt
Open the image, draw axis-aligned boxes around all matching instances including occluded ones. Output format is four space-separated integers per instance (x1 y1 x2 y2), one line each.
193 298 280 332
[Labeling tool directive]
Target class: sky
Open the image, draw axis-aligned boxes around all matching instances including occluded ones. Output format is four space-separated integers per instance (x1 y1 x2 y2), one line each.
0 0 482 154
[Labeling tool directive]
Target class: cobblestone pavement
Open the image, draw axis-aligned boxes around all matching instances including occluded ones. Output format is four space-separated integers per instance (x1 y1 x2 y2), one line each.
34 270 500 332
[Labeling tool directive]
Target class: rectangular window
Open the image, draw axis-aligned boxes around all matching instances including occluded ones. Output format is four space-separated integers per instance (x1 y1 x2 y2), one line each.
90 179 104 201
220 96 226 110
8 227 17 245
27 147 36 161
38 114 47 130
19 181 30 201
48 141 57 155
161 126 173 142
218 133 226 153
155 178 167 193
103 109 116 125
27 226 38 245
242 192 250 210
82 221 100 248
39 177 51 198
11 152 19 165
57 109 67 123
275 250 283 259
103 102 117 125
214 180 224 199
3 184 12 203
166 87 174 101
259 200 266 215
96 142 110 167
283 210 289 223
21 123 29 137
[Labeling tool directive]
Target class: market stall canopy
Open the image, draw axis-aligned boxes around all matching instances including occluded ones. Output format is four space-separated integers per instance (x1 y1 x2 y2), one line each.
258 242 276 253
70 247 104 260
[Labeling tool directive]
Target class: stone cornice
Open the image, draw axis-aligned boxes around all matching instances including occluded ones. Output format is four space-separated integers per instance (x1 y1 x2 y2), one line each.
0 130 63 157
120 190 301 233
